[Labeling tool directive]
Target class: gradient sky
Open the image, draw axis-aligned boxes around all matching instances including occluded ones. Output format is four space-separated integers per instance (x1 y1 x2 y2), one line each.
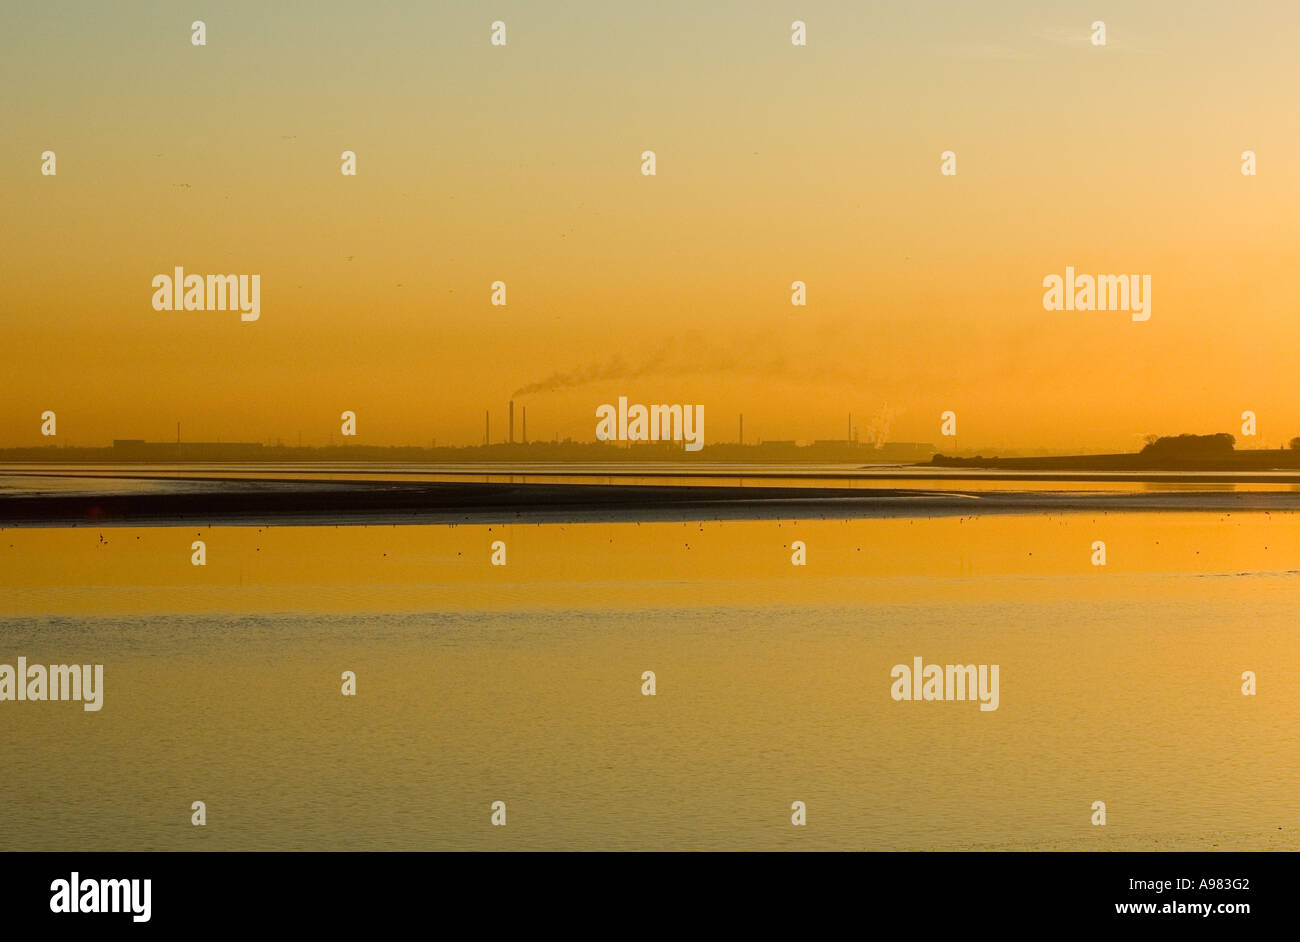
3 1 1298 451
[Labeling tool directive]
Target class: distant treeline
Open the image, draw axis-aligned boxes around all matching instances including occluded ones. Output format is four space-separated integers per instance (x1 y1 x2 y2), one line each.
933 433 1300 471
1138 433 1236 456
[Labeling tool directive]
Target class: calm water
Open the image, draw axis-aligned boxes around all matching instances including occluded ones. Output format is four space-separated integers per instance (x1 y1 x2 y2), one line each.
13 463 1300 495
2 513 1298 850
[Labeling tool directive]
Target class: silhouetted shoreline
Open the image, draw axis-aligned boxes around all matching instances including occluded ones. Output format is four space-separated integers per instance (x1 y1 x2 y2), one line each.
931 452 1300 471
932 433 1300 471
6 478 1300 527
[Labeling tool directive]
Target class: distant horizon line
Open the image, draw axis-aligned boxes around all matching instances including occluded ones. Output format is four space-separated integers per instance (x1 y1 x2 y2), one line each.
4 432 1299 463
0 437 937 456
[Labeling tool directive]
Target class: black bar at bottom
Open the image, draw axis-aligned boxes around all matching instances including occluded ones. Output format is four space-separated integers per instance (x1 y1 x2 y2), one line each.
0 851 1284 931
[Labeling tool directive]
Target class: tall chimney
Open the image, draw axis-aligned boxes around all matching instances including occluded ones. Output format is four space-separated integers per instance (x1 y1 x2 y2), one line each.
485 410 490 445
739 413 743 446
509 400 514 444
522 406 527 444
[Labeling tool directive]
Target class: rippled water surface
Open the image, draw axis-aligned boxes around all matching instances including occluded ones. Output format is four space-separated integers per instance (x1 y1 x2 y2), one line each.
2 512 1297 850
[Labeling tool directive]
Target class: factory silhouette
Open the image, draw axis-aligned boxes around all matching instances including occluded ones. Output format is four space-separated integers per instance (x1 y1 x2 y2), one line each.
6 401 935 464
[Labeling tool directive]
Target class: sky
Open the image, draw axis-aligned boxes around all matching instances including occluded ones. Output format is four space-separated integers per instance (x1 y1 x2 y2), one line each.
2 1 1298 452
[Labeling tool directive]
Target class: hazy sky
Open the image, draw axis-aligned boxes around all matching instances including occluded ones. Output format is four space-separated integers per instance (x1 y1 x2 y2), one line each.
3 1 1298 451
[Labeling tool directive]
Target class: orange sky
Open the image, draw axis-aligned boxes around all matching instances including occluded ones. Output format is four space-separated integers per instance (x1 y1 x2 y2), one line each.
3 1 1298 452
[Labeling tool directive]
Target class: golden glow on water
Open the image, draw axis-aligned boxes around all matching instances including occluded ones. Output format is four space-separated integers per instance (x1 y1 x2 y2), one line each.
2 512 1297 615
3 513 1298 850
